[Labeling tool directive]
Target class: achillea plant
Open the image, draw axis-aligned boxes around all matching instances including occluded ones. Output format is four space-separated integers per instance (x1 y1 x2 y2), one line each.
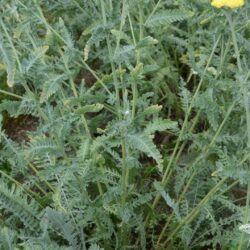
0 0 249 249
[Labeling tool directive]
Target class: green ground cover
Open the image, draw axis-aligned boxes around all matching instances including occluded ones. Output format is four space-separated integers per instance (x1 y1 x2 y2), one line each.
0 0 250 249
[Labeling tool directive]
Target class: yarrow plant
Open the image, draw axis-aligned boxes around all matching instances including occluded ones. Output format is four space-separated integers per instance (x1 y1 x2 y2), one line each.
0 0 249 249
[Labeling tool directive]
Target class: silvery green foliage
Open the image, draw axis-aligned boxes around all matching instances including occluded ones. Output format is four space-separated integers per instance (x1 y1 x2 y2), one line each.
0 0 249 249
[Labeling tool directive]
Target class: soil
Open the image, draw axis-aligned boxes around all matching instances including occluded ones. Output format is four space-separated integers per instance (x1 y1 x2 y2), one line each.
3 115 39 144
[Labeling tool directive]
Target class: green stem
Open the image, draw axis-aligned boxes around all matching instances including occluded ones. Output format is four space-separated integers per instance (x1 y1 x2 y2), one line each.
128 11 137 119
72 0 91 18
144 0 162 25
0 89 22 99
164 111 201 185
131 4 143 119
28 163 55 193
137 4 144 63
120 138 128 245
109 0 113 10
115 0 128 103
100 0 121 116
226 12 242 71
121 140 128 207
76 59 112 95
128 12 136 46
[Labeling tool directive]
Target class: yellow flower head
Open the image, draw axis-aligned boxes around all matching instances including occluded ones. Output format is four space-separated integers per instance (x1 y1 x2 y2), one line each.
211 0 245 8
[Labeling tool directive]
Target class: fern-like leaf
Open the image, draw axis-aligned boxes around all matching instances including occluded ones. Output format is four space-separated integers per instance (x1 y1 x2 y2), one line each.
144 118 179 135
23 46 49 73
0 227 17 250
45 207 78 248
146 9 193 27
40 74 65 103
0 182 40 232
126 133 163 170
